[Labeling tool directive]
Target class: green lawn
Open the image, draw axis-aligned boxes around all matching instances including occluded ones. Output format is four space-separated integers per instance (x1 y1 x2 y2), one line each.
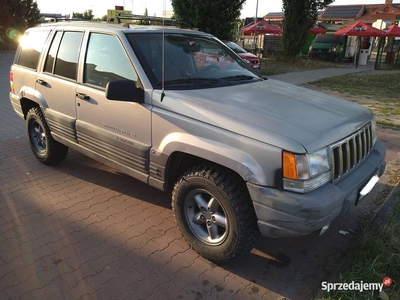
319 194 400 300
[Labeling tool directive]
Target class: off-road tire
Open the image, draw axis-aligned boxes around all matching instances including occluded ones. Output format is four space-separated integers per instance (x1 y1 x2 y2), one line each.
172 164 259 264
26 107 68 165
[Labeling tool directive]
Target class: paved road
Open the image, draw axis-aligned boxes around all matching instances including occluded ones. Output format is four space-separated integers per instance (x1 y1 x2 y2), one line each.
269 60 375 85
1 52 399 300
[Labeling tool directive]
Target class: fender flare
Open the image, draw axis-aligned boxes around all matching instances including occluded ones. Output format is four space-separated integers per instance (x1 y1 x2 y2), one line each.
159 132 273 186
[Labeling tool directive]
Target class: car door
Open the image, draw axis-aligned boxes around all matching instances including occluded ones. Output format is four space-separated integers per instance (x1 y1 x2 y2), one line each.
75 32 152 181
36 30 84 144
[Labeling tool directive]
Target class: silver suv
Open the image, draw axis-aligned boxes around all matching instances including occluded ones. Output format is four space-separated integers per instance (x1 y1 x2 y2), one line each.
9 21 386 263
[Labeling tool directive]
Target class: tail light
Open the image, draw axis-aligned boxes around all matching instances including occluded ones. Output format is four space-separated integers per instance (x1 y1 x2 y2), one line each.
10 70 15 93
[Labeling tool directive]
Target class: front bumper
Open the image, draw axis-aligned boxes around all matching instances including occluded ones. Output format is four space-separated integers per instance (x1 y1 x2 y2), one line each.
247 141 386 238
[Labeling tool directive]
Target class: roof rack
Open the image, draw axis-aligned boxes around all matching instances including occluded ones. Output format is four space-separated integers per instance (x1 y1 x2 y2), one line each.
40 15 84 23
106 14 192 29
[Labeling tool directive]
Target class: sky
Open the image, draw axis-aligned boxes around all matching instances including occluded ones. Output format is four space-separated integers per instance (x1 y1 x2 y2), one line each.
35 0 389 19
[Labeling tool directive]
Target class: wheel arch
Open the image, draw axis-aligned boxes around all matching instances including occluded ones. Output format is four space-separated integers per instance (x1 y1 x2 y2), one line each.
20 97 40 119
17 85 47 119
162 138 268 190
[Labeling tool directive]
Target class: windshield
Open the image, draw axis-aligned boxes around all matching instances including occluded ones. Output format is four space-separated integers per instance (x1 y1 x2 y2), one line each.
126 32 261 90
225 41 247 54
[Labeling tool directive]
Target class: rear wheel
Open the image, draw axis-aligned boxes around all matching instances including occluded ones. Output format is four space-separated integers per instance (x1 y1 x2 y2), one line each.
172 165 258 264
26 107 68 165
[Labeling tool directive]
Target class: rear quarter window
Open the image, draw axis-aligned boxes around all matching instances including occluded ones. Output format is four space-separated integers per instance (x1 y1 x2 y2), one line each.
17 29 51 70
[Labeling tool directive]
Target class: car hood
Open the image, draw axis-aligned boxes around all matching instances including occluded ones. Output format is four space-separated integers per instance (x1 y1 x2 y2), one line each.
156 79 373 153
237 52 258 60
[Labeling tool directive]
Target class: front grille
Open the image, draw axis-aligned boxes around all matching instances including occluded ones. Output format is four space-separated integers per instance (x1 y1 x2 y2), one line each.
329 123 373 183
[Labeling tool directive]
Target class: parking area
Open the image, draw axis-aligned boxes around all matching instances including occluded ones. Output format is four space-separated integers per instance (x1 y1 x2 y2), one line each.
1 51 399 300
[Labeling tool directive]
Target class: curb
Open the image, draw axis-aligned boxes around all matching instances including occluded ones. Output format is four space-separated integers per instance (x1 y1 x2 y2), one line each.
369 180 400 230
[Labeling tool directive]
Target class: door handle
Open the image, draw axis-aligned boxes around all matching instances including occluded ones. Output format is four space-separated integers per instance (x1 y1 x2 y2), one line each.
36 79 47 85
76 92 90 100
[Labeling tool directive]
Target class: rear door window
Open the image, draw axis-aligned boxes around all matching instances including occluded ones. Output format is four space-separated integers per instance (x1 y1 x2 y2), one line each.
44 31 83 80
54 32 83 80
44 31 62 73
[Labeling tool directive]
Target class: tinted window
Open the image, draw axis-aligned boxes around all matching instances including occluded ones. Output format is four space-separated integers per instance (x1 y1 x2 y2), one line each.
84 33 137 88
54 32 83 80
44 31 62 73
18 29 51 69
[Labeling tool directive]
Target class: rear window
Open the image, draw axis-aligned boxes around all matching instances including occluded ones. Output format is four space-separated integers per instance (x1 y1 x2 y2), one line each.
18 29 51 70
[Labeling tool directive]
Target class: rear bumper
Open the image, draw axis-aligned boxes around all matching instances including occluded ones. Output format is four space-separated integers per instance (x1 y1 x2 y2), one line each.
247 141 386 238
9 92 24 119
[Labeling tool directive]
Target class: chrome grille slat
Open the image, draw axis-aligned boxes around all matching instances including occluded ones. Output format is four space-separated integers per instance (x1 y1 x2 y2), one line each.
338 145 343 177
330 123 373 183
362 128 367 158
345 139 351 171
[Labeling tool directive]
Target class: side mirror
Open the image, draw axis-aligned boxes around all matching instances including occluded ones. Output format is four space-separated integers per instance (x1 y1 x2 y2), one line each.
105 80 144 103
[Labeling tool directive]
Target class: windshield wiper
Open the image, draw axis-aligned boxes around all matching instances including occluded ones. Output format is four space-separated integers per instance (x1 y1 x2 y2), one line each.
156 77 222 86
220 75 258 81
156 78 190 86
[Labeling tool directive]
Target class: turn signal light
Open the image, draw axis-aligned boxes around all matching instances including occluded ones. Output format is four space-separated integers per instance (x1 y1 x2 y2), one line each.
283 151 298 180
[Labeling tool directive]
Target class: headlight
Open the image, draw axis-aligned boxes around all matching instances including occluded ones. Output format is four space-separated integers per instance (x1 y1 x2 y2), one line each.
243 59 250 63
282 148 331 193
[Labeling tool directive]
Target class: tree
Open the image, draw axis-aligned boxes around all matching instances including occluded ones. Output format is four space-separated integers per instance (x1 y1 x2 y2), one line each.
72 9 94 21
282 0 333 58
0 0 41 50
172 0 245 40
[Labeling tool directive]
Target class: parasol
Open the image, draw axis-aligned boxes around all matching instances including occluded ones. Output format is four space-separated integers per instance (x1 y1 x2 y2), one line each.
335 21 384 68
334 21 384 37
382 24 400 37
241 20 282 35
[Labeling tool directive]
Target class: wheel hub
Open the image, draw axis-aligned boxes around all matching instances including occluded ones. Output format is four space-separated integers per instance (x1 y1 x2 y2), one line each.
184 189 228 246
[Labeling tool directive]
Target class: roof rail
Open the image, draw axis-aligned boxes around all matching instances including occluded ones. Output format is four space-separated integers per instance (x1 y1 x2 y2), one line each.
106 14 192 29
41 16 84 23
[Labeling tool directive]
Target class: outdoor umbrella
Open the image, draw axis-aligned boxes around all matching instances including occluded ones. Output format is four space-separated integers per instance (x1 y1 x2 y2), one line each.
382 24 400 37
334 21 384 68
381 24 400 66
334 21 384 37
241 20 282 35
309 24 327 35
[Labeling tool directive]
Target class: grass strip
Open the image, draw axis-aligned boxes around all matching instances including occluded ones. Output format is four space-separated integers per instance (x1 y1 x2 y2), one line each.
320 193 400 300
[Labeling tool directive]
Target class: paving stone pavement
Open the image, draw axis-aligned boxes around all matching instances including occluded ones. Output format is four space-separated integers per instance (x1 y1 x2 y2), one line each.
1 51 399 300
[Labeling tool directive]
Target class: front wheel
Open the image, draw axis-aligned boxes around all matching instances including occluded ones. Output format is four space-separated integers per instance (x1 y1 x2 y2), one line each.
26 107 68 165
172 165 258 264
